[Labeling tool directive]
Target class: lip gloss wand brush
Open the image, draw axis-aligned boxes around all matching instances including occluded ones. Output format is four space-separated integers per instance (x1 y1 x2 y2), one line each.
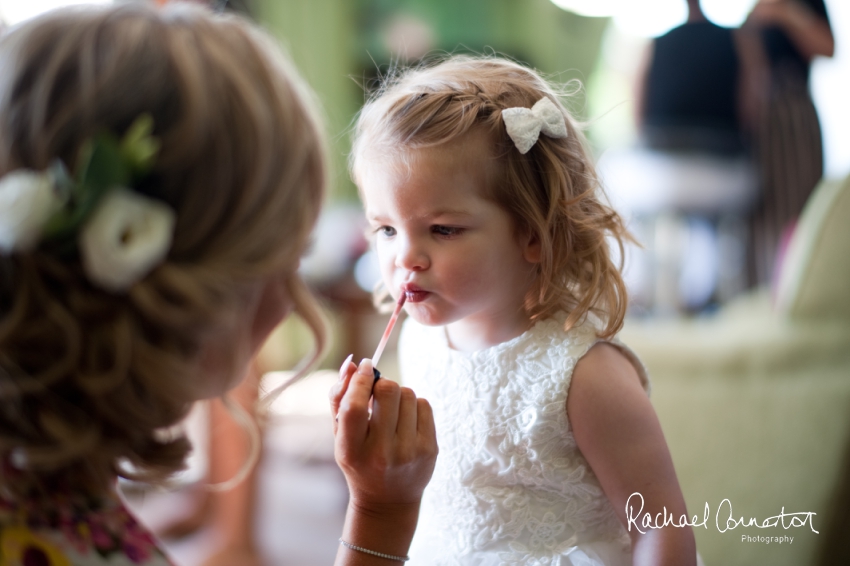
371 293 406 381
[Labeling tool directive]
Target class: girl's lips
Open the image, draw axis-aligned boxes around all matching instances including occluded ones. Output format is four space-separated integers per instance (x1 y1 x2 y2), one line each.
405 290 430 303
402 283 430 303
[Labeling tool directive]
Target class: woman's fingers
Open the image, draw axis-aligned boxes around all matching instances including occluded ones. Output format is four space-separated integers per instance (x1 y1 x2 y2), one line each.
338 353 355 380
369 377 401 444
395 387 418 441
335 358 375 450
332 361 438 509
416 398 435 437
330 353 355 405
329 354 355 432
416 398 437 457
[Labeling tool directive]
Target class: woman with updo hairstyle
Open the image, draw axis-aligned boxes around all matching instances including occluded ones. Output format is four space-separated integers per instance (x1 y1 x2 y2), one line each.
0 4 436 565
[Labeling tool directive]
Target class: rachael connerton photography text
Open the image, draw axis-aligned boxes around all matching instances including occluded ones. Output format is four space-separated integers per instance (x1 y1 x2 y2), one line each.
625 492 818 537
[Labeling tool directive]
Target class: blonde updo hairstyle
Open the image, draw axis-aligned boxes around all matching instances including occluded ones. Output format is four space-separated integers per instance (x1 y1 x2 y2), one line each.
352 56 631 338
0 4 326 499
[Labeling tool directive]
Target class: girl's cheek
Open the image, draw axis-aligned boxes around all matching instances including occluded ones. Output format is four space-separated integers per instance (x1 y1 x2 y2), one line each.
376 241 394 271
381 256 396 285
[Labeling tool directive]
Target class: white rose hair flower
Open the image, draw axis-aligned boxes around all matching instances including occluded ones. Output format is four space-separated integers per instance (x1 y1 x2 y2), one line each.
79 188 175 293
0 114 173 292
0 170 66 253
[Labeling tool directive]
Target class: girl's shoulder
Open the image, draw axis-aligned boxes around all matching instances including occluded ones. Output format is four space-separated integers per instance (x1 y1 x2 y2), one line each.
0 492 174 566
532 313 651 394
560 313 651 395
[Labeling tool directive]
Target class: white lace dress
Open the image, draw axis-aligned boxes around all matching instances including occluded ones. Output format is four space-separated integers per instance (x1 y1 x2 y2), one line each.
398 313 650 566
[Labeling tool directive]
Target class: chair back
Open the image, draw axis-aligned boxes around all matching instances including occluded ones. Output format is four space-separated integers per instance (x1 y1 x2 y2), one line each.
775 174 850 321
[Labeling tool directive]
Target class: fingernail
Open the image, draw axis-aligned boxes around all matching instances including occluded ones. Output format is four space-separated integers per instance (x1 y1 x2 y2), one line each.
339 354 354 380
358 358 373 375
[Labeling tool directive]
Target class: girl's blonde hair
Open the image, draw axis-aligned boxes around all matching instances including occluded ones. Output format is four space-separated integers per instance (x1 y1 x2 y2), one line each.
352 56 631 338
0 4 326 499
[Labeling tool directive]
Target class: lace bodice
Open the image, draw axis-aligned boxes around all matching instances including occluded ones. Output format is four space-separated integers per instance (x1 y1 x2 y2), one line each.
399 314 649 566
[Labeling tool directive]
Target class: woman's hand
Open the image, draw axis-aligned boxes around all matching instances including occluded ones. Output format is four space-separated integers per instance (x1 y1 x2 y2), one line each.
329 356 437 564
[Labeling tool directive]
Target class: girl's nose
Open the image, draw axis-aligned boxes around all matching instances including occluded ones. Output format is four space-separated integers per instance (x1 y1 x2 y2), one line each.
395 238 430 271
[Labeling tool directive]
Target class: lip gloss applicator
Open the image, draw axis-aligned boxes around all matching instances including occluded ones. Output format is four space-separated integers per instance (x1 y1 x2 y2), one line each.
371 292 407 382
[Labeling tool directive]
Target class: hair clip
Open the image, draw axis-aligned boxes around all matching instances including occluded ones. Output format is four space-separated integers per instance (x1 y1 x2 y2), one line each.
501 97 568 154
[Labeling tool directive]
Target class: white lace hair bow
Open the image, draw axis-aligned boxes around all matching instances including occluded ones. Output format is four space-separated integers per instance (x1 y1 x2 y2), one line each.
501 97 568 154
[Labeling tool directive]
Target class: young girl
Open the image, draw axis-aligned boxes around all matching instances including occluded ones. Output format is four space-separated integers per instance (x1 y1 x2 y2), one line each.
351 56 698 565
0 5 435 566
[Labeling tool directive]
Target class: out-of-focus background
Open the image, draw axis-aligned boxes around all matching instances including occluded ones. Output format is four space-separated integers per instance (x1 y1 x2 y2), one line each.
3 0 847 565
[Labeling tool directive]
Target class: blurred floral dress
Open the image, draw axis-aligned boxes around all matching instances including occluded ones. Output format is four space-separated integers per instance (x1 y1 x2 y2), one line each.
0 494 173 566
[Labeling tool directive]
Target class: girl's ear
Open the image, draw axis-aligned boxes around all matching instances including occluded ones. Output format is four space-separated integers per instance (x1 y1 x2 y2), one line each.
522 230 542 264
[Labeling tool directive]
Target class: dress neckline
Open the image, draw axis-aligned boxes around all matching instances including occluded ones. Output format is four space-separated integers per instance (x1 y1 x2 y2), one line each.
437 311 572 360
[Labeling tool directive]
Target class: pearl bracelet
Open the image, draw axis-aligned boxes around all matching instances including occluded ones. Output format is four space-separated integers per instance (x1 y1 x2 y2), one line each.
339 538 410 562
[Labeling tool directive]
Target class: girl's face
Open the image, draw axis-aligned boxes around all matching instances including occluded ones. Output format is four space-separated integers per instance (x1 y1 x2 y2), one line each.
358 134 540 352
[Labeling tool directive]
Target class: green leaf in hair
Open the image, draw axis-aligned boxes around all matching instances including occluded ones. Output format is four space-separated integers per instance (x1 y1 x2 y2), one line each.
119 114 160 174
41 116 161 247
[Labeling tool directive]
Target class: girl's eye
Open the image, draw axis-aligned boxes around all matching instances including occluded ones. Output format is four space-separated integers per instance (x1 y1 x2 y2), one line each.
432 225 463 237
376 226 396 237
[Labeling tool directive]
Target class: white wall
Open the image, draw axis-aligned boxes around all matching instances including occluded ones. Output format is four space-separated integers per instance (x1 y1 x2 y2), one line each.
812 0 850 179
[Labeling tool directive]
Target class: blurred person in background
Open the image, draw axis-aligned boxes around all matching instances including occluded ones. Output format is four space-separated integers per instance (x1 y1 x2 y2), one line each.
742 0 834 287
626 0 756 313
637 0 746 158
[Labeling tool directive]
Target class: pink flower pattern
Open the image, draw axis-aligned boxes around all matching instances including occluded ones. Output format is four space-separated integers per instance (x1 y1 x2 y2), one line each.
0 492 174 565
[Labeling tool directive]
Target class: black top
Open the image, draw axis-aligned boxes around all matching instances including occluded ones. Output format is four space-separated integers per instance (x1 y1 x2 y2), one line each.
643 21 743 154
761 0 831 81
